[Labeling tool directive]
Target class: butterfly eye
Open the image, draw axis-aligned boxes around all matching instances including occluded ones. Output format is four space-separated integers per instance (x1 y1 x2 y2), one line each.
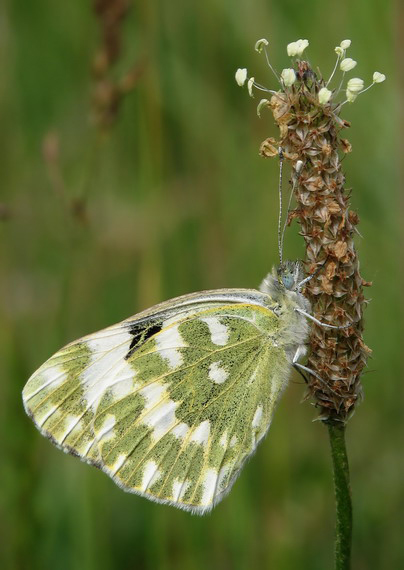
281 274 295 290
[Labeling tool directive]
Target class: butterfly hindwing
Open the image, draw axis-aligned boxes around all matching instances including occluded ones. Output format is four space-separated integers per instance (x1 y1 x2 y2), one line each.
23 290 292 514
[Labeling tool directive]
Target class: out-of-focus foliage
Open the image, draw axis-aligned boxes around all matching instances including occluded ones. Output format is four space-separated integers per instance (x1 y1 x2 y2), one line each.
0 1 401 569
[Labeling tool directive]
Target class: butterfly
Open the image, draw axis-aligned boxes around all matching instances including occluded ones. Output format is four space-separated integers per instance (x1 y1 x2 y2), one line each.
22 260 336 514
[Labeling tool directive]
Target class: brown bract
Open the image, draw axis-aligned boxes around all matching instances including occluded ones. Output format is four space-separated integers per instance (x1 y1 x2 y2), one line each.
266 64 371 422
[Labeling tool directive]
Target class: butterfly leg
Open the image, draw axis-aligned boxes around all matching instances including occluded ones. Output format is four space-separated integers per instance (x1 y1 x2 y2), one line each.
292 363 309 384
292 345 313 382
292 345 330 383
292 347 348 397
293 361 343 397
294 308 351 330
290 345 310 383
291 346 319 382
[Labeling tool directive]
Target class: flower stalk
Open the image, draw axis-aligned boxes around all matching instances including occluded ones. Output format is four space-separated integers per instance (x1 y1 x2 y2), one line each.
328 423 352 570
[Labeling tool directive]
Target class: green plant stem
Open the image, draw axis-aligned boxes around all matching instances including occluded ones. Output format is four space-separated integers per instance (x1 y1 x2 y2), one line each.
327 423 352 570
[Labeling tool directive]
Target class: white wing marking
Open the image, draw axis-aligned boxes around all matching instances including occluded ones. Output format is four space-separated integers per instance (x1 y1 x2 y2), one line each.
82 330 135 410
189 420 211 446
110 376 137 399
252 405 263 428
200 317 229 346
140 460 161 492
142 399 178 441
24 364 67 401
155 324 187 368
208 361 229 384
37 405 58 428
58 414 81 443
219 431 228 447
171 422 190 439
96 414 116 440
201 468 218 505
172 479 191 501
111 454 127 476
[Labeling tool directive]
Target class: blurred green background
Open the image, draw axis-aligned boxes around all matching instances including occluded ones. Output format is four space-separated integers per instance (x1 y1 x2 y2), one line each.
0 0 401 568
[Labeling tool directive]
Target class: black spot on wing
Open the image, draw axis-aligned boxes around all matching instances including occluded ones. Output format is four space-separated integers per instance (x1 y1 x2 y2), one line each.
125 321 162 360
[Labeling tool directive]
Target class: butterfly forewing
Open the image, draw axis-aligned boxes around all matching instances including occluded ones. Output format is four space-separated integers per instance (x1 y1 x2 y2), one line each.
23 291 291 514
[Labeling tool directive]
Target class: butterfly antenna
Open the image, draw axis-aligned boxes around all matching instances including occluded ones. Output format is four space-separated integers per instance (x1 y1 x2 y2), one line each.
279 160 303 259
277 147 284 264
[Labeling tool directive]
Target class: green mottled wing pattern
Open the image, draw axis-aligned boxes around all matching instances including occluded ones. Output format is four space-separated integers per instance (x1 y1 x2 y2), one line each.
23 291 291 514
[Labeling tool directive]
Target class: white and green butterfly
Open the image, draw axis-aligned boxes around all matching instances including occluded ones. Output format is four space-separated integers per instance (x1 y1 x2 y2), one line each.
23 260 340 514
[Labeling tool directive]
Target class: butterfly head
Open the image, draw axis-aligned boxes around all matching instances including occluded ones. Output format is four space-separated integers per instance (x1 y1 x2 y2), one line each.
276 260 304 291
259 260 305 298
